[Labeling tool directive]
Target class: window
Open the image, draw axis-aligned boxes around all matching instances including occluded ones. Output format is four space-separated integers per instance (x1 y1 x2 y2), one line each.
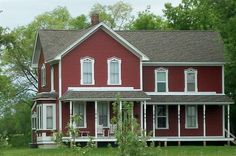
155 68 168 92
36 105 43 129
107 57 121 85
156 105 168 129
73 102 86 128
31 112 37 130
46 106 53 129
41 64 46 87
80 57 94 85
185 105 198 128
98 102 109 127
36 104 56 130
185 68 197 92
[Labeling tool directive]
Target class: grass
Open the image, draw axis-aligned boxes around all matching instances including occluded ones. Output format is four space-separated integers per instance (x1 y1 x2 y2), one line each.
1 146 236 156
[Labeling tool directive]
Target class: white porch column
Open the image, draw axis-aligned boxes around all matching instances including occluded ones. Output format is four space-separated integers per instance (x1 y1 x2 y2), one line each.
140 102 143 136
178 104 180 138
152 105 155 137
144 101 147 136
119 101 122 131
227 104 230 138
95 101 98 138
203 104 206 137
69 101 73 137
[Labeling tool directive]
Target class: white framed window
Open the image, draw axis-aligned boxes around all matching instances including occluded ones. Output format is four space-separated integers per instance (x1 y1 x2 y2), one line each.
41 64 46 87
98 101 109 127
107 57 121 85
185 68 198 92
185 105 198 128
31 112 37 130
50 66 54 91
36 104 56 130
80 57 95 85
155 68 168 92
156 105 168 129
73 101 86 128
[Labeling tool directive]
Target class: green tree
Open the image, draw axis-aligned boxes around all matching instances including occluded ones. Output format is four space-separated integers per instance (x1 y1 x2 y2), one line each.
90 1 133 29
129 9 168 30
163 0 216 30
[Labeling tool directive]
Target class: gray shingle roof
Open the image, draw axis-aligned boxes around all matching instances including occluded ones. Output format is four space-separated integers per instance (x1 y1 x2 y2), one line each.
60 91 150 101
35 92 58 100
149 95 233 104
38 27 224 63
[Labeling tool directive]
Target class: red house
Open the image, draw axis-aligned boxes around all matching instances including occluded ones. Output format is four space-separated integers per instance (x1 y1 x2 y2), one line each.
31 17 234 147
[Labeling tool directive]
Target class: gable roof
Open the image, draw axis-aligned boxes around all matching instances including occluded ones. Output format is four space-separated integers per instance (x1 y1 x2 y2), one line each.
32 23 225 67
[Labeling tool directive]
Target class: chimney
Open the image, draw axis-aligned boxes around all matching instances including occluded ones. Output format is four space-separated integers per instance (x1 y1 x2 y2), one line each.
91 13 100 25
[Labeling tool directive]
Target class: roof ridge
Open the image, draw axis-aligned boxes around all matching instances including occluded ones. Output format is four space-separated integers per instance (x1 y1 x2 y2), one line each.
116 30 217 32
38 28 88 32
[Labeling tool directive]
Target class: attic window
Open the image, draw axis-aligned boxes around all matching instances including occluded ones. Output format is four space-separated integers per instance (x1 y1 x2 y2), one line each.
41 64 46 87
80 57 95 85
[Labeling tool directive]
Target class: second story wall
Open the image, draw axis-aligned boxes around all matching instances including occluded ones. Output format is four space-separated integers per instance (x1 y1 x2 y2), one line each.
61 29 141 94
143 66 222 93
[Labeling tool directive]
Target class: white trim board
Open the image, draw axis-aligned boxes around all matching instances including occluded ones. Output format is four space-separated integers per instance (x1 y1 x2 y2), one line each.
146 102 234 105
68 87 135 91
143 62 225 66
146 92 218 95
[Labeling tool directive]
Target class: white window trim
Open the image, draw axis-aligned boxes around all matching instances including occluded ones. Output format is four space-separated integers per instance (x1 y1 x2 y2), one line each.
41 64 46 87
185 105 198 129
80 57 95 85
36 104 56 130
184 68 198 92
36 105 43 130
50 66 54 91
155 67 169 92
156 105 169 129
31 112 37 130
73 102 87 128
107 57 122 85
97 101 110 128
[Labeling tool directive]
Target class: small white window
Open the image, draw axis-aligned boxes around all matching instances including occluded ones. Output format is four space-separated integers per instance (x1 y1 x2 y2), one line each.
185 105 198 128
41 64 46 87
155 68 168 92
31 112 37 130
73 102 86 128
185 68 197 92
156 105 168 129
80 57 95 85
98 102 109 127
36 105 43 129
107 57 121 85
46 106 53 129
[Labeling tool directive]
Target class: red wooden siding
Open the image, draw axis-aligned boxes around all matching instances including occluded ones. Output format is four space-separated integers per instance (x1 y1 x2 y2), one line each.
61 29 141 94
38 51 51 93
206 105 223 136
62 102 69 134
143 66 222 93
53 64 59 93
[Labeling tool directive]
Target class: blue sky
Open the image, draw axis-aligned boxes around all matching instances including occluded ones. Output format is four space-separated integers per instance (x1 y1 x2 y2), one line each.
0 0 181 29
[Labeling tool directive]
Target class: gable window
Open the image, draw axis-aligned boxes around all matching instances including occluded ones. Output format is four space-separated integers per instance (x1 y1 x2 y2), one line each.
98 102 109 127
41 64 46 87
107 57 121 85
185 105 198 128
73 102 86 128
36 104 56 130
156 105 168 129
155 68 168 92
185 68 197 92
80 57 95 85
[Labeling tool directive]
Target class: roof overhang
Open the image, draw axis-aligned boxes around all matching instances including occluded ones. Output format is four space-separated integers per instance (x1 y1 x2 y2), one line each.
47 22 149 63
143 62 225 66
60 90 150 102
31 32 40 68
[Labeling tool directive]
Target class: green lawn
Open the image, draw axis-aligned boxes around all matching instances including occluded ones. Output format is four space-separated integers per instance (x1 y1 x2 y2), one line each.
1 146 236 156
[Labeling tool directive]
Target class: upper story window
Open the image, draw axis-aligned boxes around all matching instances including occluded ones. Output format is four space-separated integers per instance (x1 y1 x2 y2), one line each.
185 68 198 92
80 57 95 85
41 64 46 87
155 68 168 92
107 57 121 85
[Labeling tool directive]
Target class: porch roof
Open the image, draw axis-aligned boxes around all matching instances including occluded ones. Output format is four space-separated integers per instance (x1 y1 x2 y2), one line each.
34 91 58 101
148 95 234 105
60 90 150 101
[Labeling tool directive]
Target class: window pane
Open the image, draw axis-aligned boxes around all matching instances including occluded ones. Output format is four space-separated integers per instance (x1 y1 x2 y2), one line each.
98 102 108 127
156 106 167 128
186 106 197 128
157 117 166 128
157 72 166 81
46 106 53 129
110 61 119 84
187 73 195 83
157 106 166 116
187 83 195 91
73 102 85 127
83 61 92 84
157 83 166 92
